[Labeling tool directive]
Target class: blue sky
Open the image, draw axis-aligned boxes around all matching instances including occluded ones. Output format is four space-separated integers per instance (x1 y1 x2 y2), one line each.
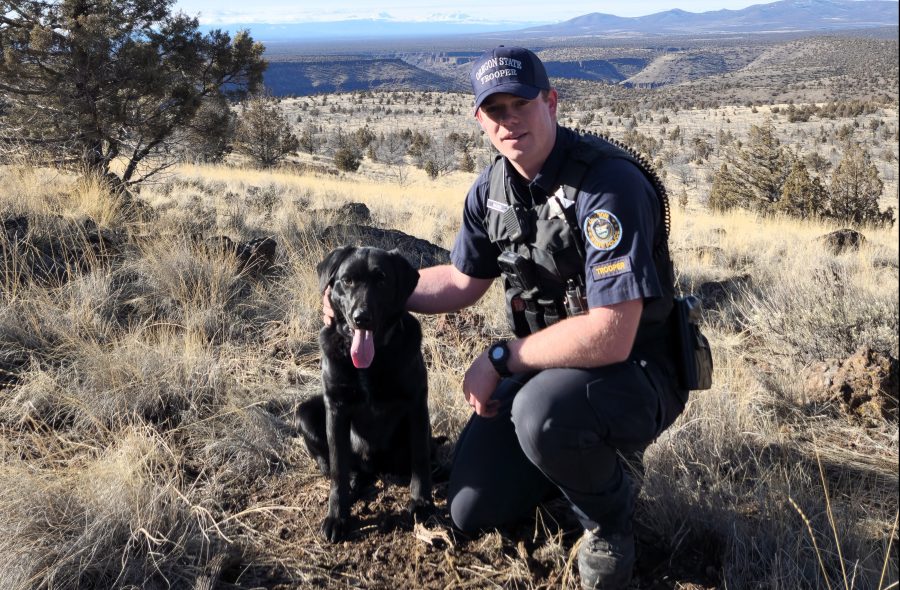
173 0 785 25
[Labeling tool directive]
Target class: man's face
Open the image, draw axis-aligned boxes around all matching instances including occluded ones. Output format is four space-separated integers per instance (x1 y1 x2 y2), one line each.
475 90 558 180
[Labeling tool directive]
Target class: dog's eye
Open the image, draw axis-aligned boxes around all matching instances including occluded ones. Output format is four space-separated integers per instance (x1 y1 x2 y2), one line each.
341 276 353 286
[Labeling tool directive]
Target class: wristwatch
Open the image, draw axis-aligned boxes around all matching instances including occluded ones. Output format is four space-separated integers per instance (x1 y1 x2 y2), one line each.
487 340 513 378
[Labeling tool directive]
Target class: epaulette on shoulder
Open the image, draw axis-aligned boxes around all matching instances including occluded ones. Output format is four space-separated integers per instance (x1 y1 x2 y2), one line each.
574 128 671 250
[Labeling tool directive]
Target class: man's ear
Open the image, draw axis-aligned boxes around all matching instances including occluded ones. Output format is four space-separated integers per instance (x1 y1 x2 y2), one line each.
316 246 355 293
546 88 559 119
389 249 420 302
474 107 487 129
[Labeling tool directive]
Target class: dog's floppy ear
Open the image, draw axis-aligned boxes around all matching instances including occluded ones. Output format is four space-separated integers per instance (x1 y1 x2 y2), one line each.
317 246 355 293
388 249 420 302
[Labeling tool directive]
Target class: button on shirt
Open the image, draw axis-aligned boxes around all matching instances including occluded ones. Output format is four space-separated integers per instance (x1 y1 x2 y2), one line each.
450 126 665 310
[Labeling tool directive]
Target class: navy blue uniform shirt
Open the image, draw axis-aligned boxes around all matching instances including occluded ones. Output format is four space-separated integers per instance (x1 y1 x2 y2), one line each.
450 126 664 309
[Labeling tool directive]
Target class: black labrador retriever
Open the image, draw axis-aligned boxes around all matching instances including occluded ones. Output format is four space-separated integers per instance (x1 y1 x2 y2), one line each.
297 245 432 542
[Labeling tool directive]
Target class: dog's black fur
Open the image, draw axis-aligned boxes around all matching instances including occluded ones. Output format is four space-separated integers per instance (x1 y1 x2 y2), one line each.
297 246 432 542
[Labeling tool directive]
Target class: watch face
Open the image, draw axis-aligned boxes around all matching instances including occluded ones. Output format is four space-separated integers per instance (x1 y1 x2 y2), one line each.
491 346 504 361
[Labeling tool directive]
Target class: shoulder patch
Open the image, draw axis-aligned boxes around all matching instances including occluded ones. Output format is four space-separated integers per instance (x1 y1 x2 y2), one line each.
590 256 632 281
583 209 622 251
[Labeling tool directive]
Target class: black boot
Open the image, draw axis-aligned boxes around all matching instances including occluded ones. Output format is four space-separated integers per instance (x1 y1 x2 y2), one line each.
577 525 635 590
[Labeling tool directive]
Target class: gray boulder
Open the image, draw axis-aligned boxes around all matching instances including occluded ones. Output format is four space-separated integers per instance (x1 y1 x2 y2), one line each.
321 224 449 269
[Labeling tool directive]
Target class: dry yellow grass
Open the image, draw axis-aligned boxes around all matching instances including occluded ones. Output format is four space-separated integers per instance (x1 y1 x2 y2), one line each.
0 95 897 589
165 162 472 249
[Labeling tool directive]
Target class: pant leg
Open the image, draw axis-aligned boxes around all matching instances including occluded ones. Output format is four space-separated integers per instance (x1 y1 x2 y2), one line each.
449 358 682 534
447 373 555 533
510 359 675 532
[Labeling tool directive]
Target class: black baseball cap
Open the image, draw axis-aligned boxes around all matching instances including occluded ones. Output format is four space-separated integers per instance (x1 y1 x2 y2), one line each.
470 46 551 112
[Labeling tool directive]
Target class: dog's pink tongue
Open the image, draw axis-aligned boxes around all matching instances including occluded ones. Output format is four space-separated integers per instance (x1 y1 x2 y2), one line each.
351 329 374 369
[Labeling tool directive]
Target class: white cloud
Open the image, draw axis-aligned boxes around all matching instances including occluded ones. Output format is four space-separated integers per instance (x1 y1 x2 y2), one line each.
423 12 479 22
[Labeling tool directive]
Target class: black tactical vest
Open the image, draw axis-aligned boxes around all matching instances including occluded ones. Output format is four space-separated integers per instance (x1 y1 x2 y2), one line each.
483 131 675 357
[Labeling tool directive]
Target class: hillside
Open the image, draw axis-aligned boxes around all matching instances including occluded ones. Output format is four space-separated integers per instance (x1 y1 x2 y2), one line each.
262 33 899 107
622 49 755 88
264 57 464 95
660 35 900 105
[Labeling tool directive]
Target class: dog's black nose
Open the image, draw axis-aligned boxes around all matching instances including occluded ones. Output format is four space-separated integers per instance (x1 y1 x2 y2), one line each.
352 310 372 327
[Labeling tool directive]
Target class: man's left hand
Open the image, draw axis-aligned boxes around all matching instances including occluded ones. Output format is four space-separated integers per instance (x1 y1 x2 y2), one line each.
462 351 501 417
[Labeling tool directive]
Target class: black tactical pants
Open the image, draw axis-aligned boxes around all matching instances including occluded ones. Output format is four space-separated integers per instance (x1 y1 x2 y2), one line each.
448 357 685 534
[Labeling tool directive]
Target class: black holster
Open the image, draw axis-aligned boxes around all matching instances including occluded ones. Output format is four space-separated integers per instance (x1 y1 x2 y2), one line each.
505 288 531 338
670 295 713 390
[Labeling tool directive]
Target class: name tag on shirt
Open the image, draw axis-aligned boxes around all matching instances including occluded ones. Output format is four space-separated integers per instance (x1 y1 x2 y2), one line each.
487 199 510 213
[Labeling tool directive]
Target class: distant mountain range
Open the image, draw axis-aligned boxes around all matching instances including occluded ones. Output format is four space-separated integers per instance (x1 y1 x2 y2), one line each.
205 0 898 43
518 0 899 37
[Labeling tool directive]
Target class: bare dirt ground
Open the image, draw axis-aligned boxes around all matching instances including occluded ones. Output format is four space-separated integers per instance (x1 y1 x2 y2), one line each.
219 442 720 590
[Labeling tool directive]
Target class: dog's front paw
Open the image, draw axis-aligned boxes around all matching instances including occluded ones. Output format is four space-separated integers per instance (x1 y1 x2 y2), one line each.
321 516 349 543
407 497 435 519
314 456 330 476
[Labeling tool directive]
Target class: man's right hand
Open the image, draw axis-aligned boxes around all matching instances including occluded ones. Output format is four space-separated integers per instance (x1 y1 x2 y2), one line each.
462 350 502 418
322 287 334 326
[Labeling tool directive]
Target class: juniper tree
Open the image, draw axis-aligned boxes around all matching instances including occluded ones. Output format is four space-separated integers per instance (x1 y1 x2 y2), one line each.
803 152 832 176
424 160 439 180
776 160 828 220
0 0 265 184
353 126 376 151
828 142 894 226
233 94 299 168
708 163 741 211
298 123 322 155
458 147 476 173
709 120 792 213
177 94 235 164
690 136 713 163
419 134 457 179
334 146 362 173
622 128 662 158
374 130 411 185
